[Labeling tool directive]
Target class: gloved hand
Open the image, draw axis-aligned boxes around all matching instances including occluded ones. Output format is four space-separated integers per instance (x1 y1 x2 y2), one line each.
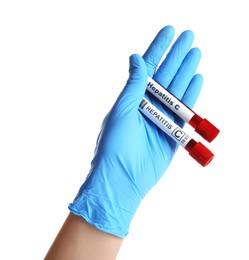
68 25 203 238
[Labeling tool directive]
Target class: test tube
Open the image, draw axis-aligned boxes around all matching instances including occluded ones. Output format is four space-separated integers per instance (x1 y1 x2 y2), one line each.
146 77 220 142
139 97 214 167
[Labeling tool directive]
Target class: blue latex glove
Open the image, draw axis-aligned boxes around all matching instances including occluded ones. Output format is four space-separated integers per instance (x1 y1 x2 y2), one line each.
69 25 203 238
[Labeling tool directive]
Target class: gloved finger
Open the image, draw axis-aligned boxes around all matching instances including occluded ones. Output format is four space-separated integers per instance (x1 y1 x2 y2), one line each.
167 47 201 99
143 25 175 77
154 30 194 88
118 53 148 109
181 73 203 109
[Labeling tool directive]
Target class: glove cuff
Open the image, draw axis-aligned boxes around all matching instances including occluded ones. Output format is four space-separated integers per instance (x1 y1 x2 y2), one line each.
68 190 138 238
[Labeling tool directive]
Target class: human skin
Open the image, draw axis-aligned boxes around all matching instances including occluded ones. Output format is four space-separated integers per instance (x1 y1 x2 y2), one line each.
44 213 123 260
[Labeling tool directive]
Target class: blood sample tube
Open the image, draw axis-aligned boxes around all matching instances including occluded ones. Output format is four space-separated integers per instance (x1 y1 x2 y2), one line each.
139 97 214 167
146 77 220 142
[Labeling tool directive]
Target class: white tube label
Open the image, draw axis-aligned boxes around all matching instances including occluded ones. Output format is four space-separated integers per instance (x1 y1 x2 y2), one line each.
139 98 192 148
146 77 195 122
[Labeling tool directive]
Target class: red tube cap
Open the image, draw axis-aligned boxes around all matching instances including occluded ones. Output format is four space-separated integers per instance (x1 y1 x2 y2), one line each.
195 119 220 143
189 142 214 167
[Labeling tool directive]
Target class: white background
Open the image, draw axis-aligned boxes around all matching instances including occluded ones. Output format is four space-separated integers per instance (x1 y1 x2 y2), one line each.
0 1 248 259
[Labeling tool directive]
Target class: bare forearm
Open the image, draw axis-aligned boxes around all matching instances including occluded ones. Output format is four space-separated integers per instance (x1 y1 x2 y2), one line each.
44 213 123 260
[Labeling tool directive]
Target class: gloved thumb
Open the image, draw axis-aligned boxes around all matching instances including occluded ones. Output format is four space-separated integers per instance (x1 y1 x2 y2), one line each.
119 54 148 108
